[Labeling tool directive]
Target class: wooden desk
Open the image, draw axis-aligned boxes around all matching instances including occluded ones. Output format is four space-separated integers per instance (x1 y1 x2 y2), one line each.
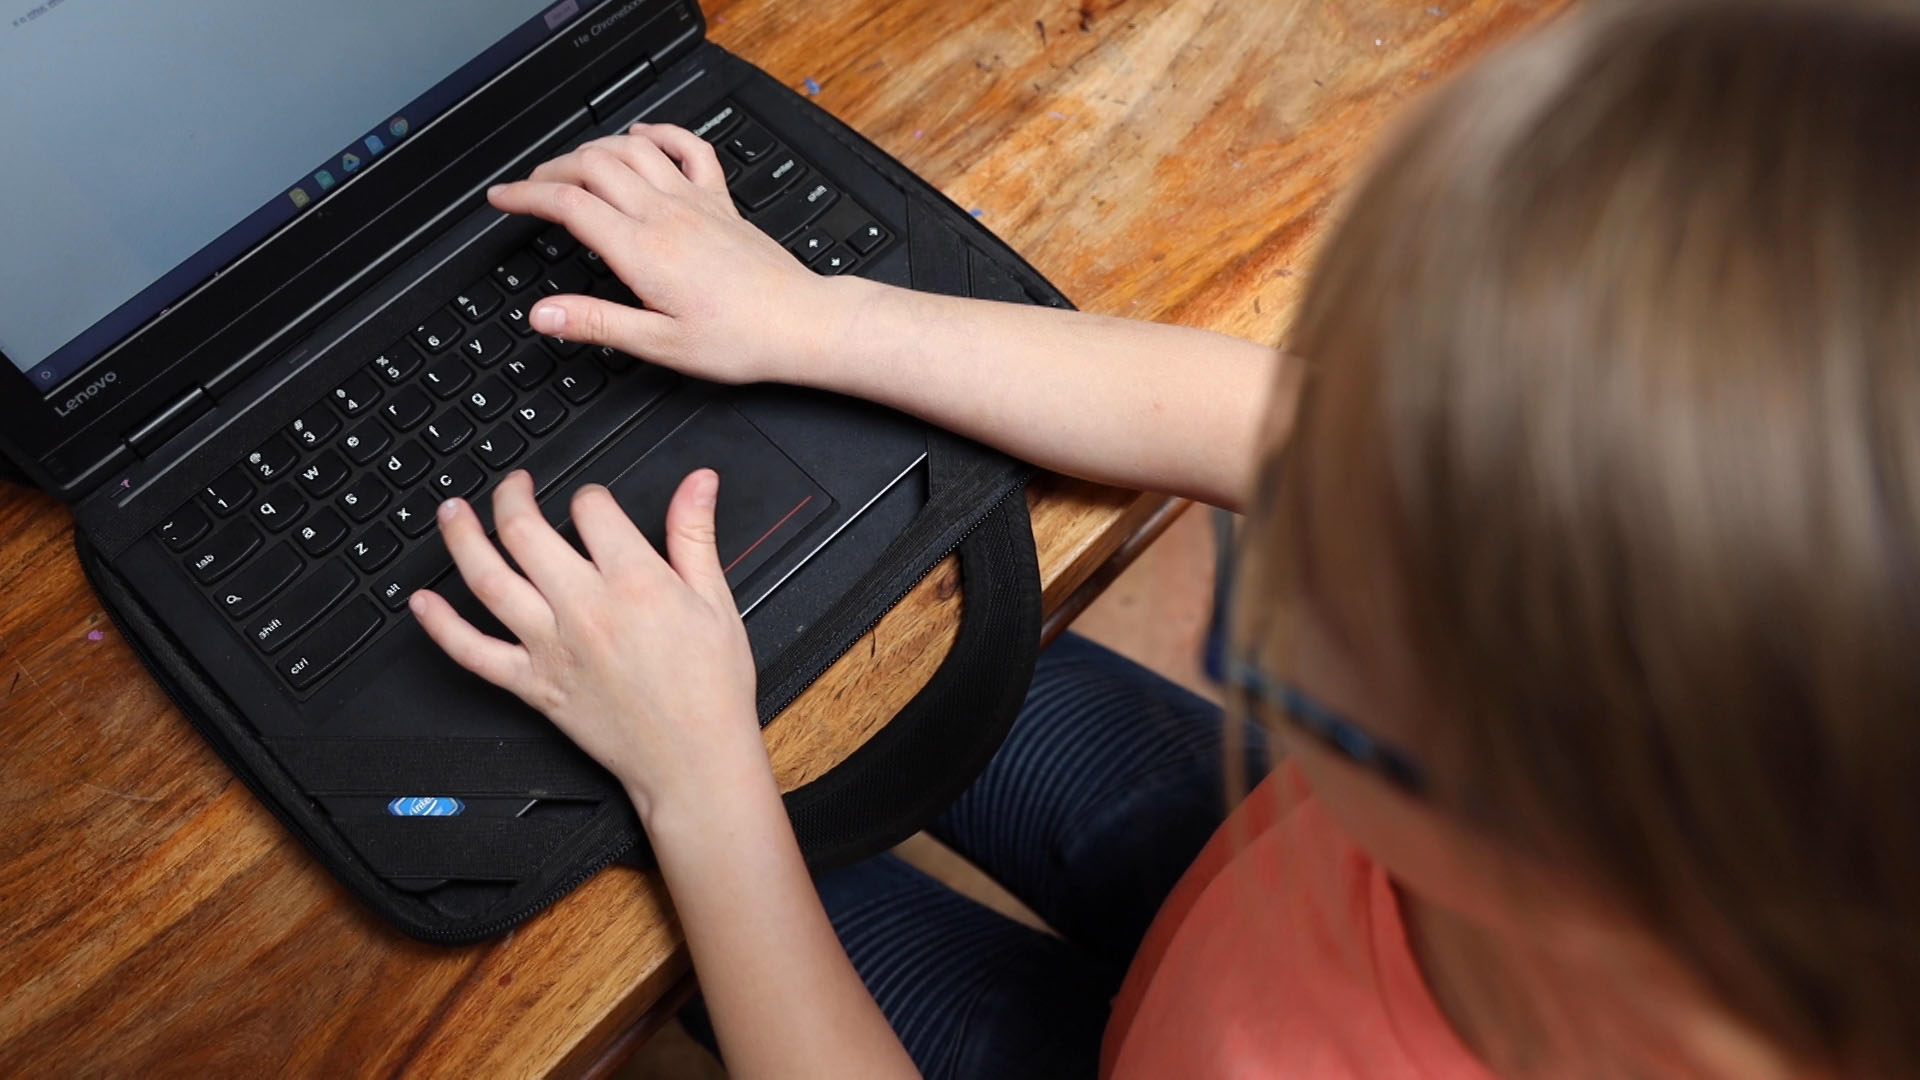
0 0 1565 1074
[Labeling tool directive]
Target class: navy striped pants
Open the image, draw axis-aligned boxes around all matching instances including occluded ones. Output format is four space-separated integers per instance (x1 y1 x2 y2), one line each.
809 633 1268 1079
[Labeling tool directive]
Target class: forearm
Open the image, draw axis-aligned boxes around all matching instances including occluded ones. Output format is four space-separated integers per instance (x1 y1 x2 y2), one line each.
638 743 917 1080
805 277 1294 512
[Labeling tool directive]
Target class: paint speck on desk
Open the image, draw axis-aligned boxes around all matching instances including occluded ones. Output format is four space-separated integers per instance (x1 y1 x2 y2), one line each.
913 129 925 139
1428 6 1446 15
970 208 985 218
86 629 104 642
803 77 821 96
1047 110 1067 120
1375 37 1385 46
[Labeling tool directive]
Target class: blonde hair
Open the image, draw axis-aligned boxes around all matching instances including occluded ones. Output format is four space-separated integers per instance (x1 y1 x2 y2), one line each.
1239 1 1920 1075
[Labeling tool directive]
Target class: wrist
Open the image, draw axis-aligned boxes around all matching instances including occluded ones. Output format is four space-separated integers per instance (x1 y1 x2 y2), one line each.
631 753 789 858
784 273 895 390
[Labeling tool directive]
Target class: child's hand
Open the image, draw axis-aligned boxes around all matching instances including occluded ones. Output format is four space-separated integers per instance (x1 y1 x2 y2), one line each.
488 124 854 386
408 469 769 823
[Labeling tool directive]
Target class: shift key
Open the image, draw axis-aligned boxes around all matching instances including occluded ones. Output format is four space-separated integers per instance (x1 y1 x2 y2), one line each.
249 560 357 654
277 597 383 690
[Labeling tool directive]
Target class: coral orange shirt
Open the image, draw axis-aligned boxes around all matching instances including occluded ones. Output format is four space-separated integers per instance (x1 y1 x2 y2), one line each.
1102 762 1496 1080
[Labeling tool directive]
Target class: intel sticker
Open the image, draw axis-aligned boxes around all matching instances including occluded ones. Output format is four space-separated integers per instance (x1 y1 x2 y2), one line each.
387 796 465 817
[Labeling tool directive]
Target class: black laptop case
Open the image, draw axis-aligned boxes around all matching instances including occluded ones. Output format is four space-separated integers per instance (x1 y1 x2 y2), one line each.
50 33 1072 943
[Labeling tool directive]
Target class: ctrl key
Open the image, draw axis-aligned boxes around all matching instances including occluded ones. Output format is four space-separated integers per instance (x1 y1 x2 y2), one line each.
277 597 382 691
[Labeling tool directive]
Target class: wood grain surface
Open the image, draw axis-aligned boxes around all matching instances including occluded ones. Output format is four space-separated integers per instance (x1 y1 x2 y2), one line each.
0 0 1567 1075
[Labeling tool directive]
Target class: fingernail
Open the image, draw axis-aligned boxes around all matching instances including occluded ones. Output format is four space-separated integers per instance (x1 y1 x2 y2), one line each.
694 469 719 508
439 498 462 521
408 591 428 616
486 184 505 198
531 303 567 334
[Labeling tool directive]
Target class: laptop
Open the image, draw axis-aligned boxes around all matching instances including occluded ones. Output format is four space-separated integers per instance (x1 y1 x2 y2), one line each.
0 0 1060 923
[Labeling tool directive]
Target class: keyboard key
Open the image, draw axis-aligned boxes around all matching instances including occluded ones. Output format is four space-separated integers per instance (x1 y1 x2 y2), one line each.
543 335 588 359
253 483 307 532
247 560 356 655
186 520 263 584
246 435 299 483
725 123 777 164
157 504 211 550
817 246 857 276
532 225 578 262
428 455 486 500
474 425 528 470
413 309 464 354
589 274 636 304
752 180 839 242
389 487 441 538
421 354 474 399
339 420 392 465
592 345 636 373
723 157 741 184
690 100 742 142
331 372 382 417
379 440 433 487
203 466 254 516
502 348 555 390
460 324 514 368
295 449 350 497
347 526 402 572
287 403 341 450
493 252 541 293
422 410 475 454
294 507 349 556
849 220 890 254
511 389 567 436
554 364 605 405
380 385 434 431
371 542 453 611
371 342 423 385
536 260 592 297
213 542 302 619
337 473 391 522
501 299 536 336
278 597 383 690
734 155 806 211
462 376 513 422
453 281 502 322
579 248 612 277
789 228 833 264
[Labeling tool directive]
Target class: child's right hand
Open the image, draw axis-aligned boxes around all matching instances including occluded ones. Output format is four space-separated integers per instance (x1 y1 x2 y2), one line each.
487 124 858 386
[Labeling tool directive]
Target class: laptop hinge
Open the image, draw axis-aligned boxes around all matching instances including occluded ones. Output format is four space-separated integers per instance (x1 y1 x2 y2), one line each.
587 58 656 123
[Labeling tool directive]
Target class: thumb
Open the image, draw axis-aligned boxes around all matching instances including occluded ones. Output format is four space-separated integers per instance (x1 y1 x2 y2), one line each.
663 469 734 611
528 294 673 359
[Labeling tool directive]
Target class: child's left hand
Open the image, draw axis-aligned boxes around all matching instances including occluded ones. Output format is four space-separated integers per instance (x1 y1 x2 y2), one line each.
408 469 770 824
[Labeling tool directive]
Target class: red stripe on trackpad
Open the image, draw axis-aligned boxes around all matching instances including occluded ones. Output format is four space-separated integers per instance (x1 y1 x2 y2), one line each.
725 495 814 576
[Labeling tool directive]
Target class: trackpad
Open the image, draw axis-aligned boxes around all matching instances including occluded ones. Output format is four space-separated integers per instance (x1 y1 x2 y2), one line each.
601 404 832 593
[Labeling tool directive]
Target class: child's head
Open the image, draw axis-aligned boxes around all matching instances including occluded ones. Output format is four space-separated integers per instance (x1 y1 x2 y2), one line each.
1240 0 1920 1074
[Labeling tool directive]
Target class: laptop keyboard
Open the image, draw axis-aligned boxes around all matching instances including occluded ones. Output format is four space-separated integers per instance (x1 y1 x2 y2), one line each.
149 100 894 694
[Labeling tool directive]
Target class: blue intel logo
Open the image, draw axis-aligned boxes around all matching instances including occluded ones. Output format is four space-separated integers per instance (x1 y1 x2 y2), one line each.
387 796 465 817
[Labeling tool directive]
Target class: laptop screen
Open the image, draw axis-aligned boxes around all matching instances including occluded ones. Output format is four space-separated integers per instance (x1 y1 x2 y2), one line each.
0 0 581 395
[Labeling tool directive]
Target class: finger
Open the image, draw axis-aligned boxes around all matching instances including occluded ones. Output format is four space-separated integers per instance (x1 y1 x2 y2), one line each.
436 495 555 640
630 123 729 194
526 293 676 357
663 469 735 611
488 180 639 256
409 588 536 693
569 483 666 578
526 143 663 219
490 470 601 602
593 130 699 192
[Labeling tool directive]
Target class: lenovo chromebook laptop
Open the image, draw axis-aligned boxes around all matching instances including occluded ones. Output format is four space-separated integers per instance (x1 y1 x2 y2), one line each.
0 0 1064 934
